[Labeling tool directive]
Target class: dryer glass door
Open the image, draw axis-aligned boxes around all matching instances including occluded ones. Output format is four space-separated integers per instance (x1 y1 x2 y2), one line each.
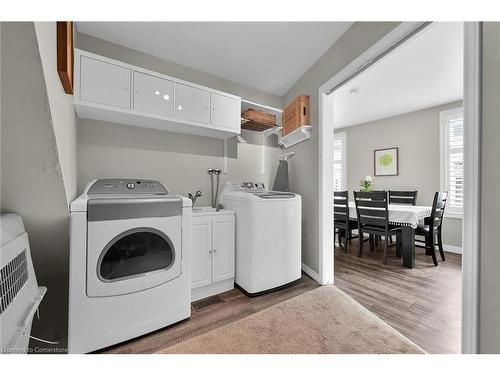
86 215 182 298
99 228 174 282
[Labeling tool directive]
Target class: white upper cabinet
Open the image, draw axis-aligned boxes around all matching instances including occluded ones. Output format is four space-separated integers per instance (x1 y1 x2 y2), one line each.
211 93 240 131
133 72 174 117
175 83 210 124
80 56 131 109
74 49 241 138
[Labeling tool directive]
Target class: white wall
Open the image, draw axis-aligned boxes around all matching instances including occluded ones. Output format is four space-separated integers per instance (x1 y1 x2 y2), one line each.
336 101 463 249
77 119 281 206
1 22 70 350
479 21 500 354
282 22 400 272
34 22 78 203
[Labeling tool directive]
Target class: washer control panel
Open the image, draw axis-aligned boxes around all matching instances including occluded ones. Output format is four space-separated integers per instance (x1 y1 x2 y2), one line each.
227 182 266 192
88 179 169 195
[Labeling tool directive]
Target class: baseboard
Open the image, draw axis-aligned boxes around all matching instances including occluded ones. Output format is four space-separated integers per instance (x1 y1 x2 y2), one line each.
443 244 462 254
191 279 234 302
301 263 321 283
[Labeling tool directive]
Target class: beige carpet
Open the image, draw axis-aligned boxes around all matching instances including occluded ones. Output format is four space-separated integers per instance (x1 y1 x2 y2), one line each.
158 285 425 354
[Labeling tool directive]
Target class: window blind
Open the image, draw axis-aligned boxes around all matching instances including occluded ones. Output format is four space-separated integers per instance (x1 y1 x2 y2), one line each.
333 137 344 191
447 117 464 209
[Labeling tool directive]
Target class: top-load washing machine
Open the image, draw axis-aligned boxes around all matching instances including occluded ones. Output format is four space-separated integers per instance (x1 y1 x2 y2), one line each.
219 182 301 296
68 179 191 353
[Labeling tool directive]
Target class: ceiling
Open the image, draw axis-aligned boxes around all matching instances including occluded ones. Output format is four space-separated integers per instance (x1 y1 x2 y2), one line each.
333 22 464 128
76 22 352 96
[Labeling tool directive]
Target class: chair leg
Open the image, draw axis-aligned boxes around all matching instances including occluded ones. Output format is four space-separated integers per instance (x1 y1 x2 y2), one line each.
437 230 446 261
389 235 393 244
383 239 388 265
375 235 379 246
369 235 375 252
429 234 438 266
359 231 363 258
343 232 348 254
425 235 432 256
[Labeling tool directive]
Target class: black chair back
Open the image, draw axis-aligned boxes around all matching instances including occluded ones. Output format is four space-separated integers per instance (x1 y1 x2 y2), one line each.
368 190 388 202
353 191 389 232
389 190 418 205
334 191 349 226
429 192 448 231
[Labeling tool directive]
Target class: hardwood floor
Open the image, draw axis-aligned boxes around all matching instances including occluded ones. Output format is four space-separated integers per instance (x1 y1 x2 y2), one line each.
100 241 461 354
334 240 462 354
99 275 319 353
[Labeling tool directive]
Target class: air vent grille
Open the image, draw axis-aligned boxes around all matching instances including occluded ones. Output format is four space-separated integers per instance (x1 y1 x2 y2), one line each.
0 250 29 315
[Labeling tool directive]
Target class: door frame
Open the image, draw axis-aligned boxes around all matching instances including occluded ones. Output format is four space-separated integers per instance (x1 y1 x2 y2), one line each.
317 22 481 354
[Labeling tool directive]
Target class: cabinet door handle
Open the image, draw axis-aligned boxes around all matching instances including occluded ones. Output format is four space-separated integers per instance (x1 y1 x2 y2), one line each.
213 249 217 253
209 250 214 254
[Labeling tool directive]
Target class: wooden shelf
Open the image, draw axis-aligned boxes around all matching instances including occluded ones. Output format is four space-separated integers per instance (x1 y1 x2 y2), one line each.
241 118 279 132
240 99 283 133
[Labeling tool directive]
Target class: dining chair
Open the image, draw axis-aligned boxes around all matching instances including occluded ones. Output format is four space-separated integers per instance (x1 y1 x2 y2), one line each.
334 191 357 253
388 190 418 205
414 191 448 266
353 191 401 265
387 190 418 244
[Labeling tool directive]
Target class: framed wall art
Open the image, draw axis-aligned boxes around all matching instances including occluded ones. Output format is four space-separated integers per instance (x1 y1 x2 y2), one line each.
374 147 399 176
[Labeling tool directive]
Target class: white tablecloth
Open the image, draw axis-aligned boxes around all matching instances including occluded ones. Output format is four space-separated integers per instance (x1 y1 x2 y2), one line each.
348 202 432 228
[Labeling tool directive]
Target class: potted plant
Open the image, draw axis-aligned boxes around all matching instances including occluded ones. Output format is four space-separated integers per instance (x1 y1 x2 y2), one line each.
359 176 374 192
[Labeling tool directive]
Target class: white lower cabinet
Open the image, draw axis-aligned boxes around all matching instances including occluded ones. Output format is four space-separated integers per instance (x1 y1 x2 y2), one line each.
191 212 235 302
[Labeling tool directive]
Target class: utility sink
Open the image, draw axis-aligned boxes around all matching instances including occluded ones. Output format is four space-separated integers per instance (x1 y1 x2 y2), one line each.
191 206 234 216
192 207 217 212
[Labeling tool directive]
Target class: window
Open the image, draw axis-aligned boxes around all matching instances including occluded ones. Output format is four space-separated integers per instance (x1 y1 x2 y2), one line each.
440 107 464 217
333 132 346 191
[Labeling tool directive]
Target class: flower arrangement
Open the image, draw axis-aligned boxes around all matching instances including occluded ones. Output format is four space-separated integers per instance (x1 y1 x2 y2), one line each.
359 176 374 192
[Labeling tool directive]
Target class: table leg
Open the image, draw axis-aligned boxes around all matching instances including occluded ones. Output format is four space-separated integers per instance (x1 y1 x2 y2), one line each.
396 226 415 269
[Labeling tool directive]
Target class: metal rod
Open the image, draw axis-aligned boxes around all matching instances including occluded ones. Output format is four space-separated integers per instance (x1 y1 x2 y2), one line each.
279 151 295 160
327 22 432 95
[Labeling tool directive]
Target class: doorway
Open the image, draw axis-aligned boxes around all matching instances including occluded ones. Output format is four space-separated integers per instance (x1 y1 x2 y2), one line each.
318 22 481 354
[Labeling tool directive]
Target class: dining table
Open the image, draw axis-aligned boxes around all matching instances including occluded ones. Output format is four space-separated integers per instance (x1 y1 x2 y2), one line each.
348 202 432 268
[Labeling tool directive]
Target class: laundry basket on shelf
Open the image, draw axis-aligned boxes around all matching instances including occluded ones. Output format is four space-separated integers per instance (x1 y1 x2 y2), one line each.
0 214 46 354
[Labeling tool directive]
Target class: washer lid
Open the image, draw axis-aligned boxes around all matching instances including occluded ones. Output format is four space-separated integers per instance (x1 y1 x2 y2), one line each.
252 192 296 199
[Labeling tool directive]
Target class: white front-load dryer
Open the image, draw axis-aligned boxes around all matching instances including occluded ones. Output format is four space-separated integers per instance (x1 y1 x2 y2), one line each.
220 182 301 296
68 179 192 353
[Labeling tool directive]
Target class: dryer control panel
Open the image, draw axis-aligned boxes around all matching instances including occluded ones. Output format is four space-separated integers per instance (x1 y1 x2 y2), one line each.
87 179 169 195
